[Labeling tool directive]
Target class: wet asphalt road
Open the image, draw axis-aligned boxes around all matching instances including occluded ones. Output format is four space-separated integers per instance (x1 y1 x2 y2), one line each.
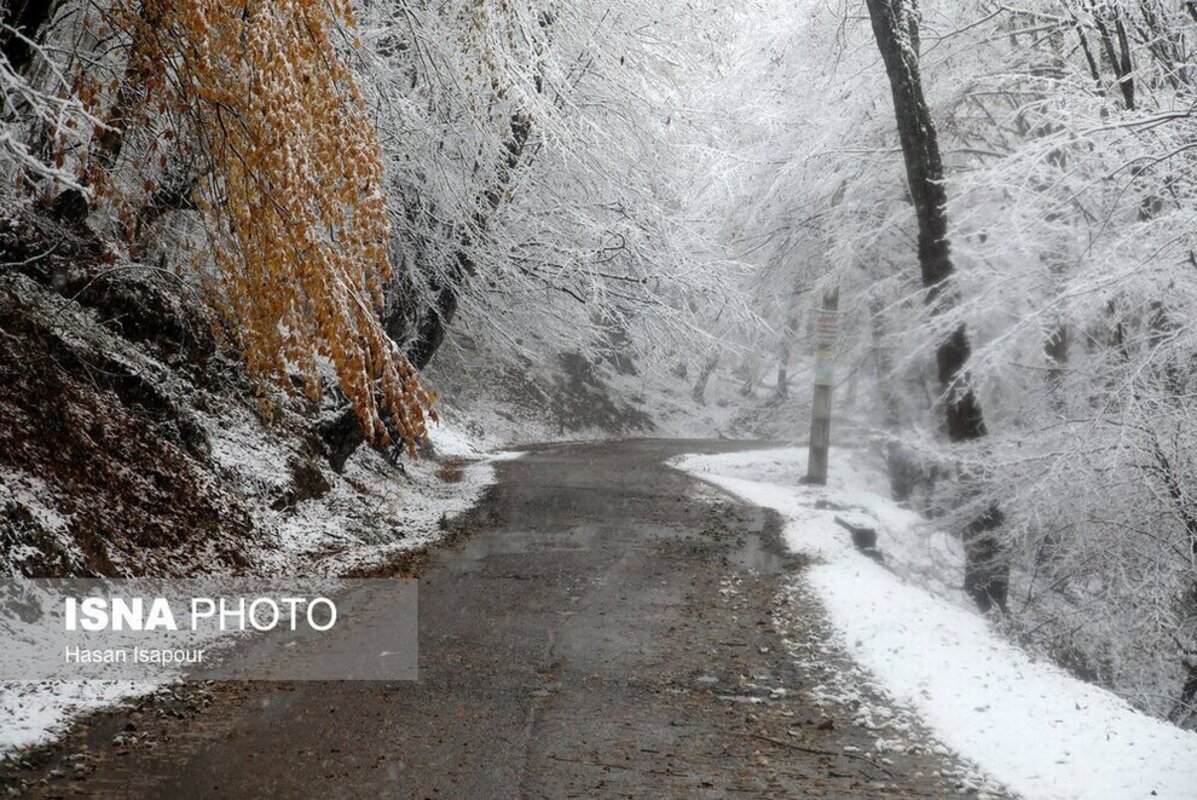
10 440 983 799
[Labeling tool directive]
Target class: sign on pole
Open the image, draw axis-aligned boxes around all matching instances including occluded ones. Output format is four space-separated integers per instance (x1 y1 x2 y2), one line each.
804 288 839 485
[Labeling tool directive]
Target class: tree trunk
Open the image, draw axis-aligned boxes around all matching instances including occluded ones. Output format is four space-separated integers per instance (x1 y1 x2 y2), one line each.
1045 320 1069 412
866 0 1007 612
771 316 795 404
1088 2 1135 110
691 355 718 406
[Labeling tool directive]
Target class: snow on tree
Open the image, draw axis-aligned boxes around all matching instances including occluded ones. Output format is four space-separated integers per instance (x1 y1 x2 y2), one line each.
703 0 1197 727
4 0 1197 733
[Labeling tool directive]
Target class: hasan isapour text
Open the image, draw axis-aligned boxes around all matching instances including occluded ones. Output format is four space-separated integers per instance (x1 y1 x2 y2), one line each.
63 646 206 665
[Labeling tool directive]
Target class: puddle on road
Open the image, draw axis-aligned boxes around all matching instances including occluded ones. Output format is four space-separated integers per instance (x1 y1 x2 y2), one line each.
724 533 789 575
709 505 794 576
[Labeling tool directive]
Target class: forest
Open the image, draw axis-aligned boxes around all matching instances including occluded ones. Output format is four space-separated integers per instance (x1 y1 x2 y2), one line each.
1 0 1196 783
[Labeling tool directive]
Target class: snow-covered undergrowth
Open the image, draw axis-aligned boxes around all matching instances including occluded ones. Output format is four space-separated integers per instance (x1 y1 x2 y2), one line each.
605 365 801 441
205 405 508 576
675 446 1197 800
0 412 512 758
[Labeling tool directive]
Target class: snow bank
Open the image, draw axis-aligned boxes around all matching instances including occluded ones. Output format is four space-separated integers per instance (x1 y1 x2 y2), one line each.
203 407 508 575
676 446 1197 800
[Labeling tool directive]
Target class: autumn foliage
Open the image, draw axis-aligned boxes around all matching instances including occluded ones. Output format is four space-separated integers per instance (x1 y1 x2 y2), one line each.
105 0 434 448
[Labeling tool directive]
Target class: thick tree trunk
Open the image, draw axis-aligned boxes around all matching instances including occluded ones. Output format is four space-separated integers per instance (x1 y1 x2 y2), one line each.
866 0 1007 612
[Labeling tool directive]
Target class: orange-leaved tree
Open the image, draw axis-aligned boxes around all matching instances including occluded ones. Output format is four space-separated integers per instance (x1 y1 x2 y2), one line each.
103 0 434 450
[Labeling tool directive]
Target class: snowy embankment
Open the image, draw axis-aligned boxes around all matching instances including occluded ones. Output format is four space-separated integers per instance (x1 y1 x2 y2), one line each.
0 416 511 757
212 407 511 576
675 446 1197 800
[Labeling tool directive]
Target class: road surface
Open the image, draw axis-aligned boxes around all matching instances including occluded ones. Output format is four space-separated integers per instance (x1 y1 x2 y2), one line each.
6 440 987 798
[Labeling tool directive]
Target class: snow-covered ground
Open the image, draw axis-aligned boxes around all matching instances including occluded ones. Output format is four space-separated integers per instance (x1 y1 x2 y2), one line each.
675 446 1197 800
0 414 512 758
206 405 512 576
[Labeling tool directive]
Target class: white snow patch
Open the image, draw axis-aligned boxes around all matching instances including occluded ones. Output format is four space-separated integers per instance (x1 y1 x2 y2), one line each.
0 467 74 537
675 446 1197 800
426 414 488 457
0 681 152 754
